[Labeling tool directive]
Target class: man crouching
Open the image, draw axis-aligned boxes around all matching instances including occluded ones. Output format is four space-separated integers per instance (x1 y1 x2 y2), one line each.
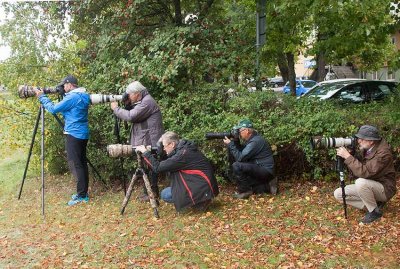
334 125 396 224
136 131 219 212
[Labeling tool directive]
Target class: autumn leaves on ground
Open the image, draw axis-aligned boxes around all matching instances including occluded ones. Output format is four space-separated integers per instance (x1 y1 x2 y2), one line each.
0 153 399 269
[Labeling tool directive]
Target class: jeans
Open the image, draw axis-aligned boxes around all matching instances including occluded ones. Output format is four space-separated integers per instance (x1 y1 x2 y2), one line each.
65 134 89 197
160 187 173 203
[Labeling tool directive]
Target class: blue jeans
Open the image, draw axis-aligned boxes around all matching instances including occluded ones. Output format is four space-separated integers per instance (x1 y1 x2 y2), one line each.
160 187 173 203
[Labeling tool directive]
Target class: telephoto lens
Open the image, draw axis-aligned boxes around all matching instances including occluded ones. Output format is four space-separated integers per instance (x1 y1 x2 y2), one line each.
310 136 355 149
107 144 133 158
90 94 123 104
18 85 58 98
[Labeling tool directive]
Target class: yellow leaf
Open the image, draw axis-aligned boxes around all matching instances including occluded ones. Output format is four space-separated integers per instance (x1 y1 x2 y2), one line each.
311 186 318 193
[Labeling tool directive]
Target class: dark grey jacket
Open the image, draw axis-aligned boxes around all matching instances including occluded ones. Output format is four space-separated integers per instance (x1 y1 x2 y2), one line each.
228 132 275 175
143 140 219 211
113 90 164 146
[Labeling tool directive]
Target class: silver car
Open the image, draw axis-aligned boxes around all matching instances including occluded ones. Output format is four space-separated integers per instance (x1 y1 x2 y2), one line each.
303 79 398 103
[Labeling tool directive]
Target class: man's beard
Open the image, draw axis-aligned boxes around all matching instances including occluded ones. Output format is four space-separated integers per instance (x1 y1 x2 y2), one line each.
359 144 371 151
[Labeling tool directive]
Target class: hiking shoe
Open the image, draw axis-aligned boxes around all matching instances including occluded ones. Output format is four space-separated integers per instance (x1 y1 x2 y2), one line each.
233 191 253 199
71 193 89 200
67 195 89 206
360 207 382 224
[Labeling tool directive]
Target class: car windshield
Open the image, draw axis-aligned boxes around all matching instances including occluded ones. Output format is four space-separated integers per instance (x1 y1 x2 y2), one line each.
301 81 317 88
304 81 362 98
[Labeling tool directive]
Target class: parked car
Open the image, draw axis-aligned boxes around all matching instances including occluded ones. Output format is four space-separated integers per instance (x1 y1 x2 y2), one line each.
268 77 285 88
302 79 399 103
283 79 317 96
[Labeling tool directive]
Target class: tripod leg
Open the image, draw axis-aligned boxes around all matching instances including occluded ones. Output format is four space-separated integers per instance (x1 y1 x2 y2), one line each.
87 158 107 185
120 172 139 215
337 157 348 219
40 105 45 216
18 106 41 199
142 169 159 219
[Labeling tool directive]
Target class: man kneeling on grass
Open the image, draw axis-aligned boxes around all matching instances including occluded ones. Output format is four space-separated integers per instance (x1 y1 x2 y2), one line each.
136 131 219 212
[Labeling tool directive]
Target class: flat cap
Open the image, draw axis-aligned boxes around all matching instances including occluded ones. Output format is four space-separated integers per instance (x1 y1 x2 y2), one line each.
355 125 381 141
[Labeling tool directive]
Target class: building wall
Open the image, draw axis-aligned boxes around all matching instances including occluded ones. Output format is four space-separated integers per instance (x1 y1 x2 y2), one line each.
360 31 400 82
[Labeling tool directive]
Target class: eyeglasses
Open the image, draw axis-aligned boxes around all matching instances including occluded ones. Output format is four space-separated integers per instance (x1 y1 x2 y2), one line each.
239 129 247 133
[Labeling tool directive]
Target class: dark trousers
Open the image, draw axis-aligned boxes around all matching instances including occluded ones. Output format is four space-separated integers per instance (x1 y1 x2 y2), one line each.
232 162 274 193
66 135 89 197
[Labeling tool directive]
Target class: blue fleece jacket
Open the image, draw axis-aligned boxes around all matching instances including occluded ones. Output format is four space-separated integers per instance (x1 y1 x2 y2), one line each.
38 87 90 139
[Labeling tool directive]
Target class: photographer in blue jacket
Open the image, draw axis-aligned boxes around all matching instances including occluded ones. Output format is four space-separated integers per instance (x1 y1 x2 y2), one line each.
35 75 91 206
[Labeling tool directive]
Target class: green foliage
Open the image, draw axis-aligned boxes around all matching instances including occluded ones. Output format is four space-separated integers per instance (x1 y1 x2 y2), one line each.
1 1 400 184
310 0 395 70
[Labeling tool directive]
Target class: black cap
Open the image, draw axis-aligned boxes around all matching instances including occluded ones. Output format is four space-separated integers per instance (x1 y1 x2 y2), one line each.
59 74 78 86
355 125 381 141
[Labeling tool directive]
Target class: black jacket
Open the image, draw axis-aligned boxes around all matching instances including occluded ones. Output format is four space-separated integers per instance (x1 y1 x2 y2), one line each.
143 140 219 211
228 132 275 175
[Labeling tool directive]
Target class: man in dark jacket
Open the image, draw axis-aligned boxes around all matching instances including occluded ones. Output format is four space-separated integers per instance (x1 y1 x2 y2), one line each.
334 125 396 224
111 81 164 199
223 119 275 199
136 131 219 212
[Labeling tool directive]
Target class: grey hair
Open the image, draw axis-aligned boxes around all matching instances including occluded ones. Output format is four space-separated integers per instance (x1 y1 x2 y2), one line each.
126 81 146 94
159 131 180 146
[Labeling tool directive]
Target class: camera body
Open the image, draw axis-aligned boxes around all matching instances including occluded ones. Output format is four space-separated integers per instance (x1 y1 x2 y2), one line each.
310 136 356 150
205 128 240 140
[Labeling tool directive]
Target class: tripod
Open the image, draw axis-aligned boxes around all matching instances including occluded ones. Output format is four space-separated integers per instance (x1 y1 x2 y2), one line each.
18 104 103 216
120 151 159 218
336 156 348 219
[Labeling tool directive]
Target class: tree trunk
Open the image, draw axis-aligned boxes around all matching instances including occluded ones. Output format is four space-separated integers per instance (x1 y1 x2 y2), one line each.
173 0 182 26
286 52 296 96
277 52 289 82
316 52 326 82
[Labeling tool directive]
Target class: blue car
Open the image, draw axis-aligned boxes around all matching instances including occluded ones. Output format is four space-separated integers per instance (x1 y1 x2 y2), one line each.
283 79 317 96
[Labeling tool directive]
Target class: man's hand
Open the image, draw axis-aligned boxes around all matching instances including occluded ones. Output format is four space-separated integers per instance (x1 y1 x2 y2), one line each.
110 101 118 110
336 146 351 159
223 136 231 145
135 145 150 153
35 88 43 97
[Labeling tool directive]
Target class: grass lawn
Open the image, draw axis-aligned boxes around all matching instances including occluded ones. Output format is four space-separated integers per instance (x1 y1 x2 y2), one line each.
0 150 399 268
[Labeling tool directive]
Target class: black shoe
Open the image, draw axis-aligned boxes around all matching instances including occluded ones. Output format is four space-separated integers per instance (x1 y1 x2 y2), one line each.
252 184 268 194
361 207 383 224
233 191 253 199
268 177 278 195
377 201 386 211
